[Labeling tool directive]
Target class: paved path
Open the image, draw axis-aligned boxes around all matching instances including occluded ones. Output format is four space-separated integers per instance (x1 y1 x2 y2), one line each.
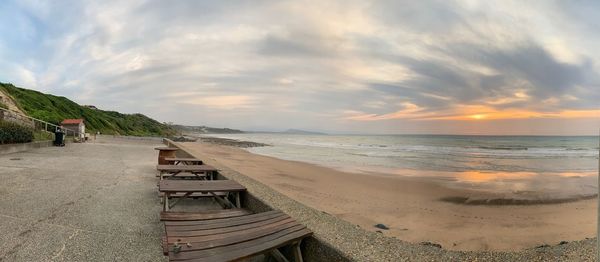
0 137 166 261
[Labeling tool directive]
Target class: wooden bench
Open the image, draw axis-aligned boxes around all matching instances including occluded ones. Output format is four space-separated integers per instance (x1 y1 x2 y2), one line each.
162 210 312 262
159 180 246 211
155 147 178 165
160 209 252 221
164 157 203 165
156 164 219 180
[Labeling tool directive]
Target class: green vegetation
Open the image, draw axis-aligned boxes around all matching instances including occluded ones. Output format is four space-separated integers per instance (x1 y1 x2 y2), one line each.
173 125 244 134
0 120 33 144
33 131 53 141
0 82 176 136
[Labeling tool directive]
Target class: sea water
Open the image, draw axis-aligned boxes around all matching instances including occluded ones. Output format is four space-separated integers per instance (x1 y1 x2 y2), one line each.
206 134 599 196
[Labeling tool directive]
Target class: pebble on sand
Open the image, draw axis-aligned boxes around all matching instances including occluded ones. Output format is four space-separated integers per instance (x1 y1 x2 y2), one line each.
374 224 390 230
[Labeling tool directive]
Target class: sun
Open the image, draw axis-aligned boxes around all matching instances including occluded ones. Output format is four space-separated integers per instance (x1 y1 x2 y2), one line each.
470 114 486 120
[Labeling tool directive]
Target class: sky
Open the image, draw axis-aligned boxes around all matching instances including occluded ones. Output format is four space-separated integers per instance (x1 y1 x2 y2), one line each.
0 0 599 135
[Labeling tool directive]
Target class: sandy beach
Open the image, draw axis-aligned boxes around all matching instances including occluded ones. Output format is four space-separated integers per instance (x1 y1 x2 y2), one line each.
183 140 596 251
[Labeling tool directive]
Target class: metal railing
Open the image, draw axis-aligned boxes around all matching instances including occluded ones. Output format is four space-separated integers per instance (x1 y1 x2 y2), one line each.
0 107 84 140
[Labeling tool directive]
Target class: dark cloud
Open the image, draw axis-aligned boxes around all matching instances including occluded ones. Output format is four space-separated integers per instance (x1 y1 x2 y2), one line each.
134 1 270 24
453 44 587 96
257 34 331 57
367 41 598 112
369 0 465 33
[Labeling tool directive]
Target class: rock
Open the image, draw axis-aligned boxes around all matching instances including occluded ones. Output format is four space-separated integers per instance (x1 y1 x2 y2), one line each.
374 223 389 230
170 136 197 142
420 241 442 248
536 244 550 249
559 241 569 245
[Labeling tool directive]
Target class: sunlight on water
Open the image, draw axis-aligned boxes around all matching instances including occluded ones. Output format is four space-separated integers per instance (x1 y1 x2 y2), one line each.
205 133 599 197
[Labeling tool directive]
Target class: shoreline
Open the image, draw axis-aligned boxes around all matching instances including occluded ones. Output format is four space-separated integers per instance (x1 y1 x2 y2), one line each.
195 135 597 204
183 138 596 251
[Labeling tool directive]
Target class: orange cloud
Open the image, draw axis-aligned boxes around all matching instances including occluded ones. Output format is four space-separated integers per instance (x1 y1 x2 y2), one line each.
344 103 600 121
431 105 600 121
343 102 432 121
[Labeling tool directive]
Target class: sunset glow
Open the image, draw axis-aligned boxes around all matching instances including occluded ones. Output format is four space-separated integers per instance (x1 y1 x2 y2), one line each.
469 114 486 120
0 1 598 135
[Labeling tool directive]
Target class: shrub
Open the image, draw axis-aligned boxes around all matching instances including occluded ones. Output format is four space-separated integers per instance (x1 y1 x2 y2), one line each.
0 120 34 144
33 131 53 141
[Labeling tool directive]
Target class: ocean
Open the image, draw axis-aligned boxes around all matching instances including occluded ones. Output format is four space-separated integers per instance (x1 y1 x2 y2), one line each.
206 133 599 197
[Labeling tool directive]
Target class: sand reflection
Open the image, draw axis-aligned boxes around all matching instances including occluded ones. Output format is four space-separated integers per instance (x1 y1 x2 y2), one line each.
456 171 537 182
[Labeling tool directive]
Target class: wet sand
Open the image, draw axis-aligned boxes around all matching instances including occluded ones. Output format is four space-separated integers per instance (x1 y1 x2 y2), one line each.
183 140 596 251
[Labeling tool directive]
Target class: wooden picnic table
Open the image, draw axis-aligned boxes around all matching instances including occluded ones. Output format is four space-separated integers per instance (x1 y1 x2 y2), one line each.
155 147 178 165
159 180 246 211
164 157 203 165
162 210 312 262
156 164 218 180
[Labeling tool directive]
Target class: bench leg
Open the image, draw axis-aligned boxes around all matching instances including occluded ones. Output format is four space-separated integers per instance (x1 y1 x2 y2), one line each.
271 249 289 262
292 241 303 262
235 192 241 208
163 193 169 211
209 192 232 209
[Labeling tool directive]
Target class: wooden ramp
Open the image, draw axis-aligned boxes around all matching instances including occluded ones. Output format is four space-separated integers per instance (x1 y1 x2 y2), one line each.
163 210 312 262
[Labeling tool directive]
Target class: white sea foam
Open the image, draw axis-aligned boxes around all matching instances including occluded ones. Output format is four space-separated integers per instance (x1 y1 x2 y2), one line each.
207 134 599 174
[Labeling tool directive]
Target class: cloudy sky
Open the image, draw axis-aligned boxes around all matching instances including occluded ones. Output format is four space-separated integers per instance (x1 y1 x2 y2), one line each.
0 0 598 135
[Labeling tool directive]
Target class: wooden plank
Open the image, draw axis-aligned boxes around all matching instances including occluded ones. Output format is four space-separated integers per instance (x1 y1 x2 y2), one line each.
166 211 285 231
159 180 246 193
162 236 169 255
164 158 203 165
166 224 305 253
166 216 293 238
161 209 251 221
165 210 280 226
157 165 218 172
155 147 178 151
164 157 202 162
169 227 312 261
166 219 299 244
160 173 209 179
162 209 250 220
160 192 226 198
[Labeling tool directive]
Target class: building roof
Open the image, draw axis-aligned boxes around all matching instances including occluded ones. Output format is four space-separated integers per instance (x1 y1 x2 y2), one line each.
61 119 84 125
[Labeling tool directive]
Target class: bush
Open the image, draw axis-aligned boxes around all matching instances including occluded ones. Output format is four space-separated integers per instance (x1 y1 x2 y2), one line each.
0 120 34 144
33 131 53 141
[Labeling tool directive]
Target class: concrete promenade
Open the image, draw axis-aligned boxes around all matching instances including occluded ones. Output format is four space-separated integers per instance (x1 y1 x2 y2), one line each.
0 136 166 261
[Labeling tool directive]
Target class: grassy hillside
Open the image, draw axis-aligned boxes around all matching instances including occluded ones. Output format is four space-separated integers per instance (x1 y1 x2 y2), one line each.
0 82 176 136
173 125 244 134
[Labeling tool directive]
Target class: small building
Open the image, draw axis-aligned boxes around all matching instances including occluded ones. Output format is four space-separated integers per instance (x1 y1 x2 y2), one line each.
61 119 86 141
